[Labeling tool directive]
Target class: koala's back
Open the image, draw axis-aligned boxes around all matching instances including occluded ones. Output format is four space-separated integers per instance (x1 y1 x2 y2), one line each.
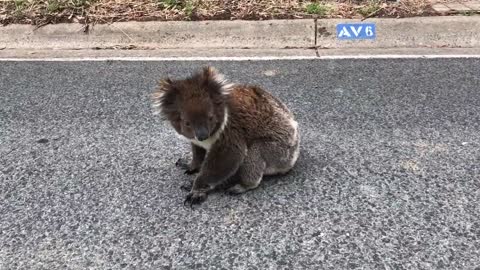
226 85 298 146
223 84 300 176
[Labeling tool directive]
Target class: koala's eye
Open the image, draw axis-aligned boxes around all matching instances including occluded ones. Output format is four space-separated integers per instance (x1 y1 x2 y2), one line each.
185 121 191 127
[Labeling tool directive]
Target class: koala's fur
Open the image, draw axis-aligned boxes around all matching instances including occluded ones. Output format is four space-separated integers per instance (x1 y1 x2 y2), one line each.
152 66 300 206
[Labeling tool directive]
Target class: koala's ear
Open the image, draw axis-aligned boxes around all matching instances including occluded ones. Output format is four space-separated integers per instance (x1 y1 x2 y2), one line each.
158 78 174 93
152 77 177 116
201 66 233 96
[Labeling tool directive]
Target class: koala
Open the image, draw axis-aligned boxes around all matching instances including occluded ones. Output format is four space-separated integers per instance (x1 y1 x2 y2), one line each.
152 66 300 206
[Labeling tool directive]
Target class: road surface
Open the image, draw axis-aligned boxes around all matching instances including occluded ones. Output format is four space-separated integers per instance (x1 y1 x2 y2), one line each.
1 58 479 269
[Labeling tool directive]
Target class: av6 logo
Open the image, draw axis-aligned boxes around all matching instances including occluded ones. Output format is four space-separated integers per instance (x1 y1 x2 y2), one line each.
336 23 376 40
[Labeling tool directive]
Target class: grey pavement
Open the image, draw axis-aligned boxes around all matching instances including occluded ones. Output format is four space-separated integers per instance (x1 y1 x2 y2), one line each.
0 58 479 269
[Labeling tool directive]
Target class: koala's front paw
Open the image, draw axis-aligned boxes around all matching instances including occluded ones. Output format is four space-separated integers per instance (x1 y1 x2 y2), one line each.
175 158 200 175
184 191 207 208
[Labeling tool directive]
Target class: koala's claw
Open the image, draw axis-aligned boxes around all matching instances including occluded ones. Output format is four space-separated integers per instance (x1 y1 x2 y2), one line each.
184 191 207 208
175 158 188 168
175 158 199 175
184 168 199 175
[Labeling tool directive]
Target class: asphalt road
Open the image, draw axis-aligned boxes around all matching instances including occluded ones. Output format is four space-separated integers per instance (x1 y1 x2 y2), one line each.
1 58 479 270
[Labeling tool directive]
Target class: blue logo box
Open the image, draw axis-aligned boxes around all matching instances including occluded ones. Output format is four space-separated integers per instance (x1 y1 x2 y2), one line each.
336 23 376 40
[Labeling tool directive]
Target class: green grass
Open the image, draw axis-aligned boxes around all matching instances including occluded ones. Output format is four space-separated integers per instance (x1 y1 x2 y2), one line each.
46 0 61 13
305 2 331 16
184 0 195 17
72 0 91 8
357 0 382 16
13 0 94 18
13 0 27 15
157 0 196 17
158 0 183 8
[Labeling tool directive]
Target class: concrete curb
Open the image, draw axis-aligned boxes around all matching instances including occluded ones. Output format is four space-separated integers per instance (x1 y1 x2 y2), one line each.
1 16 480 51
315 16 480 48
0 20 314 50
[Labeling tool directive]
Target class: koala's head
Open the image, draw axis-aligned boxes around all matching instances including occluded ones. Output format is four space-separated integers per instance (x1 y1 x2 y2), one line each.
152 66 232 141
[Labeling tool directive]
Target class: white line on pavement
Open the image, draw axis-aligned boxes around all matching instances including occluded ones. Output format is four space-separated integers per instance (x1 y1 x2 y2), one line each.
1 55 480 61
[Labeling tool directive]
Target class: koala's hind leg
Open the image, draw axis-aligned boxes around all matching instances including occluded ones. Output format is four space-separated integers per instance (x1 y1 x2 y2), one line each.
227 138 300 195
227 145 266 194
263 136 300 176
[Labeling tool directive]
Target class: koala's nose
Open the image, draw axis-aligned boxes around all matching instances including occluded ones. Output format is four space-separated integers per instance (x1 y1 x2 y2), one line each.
194 127 209 141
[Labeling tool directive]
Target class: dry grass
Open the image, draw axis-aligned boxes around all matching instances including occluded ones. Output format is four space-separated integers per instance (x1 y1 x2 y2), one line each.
0 0 436 26
398 0 431 15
